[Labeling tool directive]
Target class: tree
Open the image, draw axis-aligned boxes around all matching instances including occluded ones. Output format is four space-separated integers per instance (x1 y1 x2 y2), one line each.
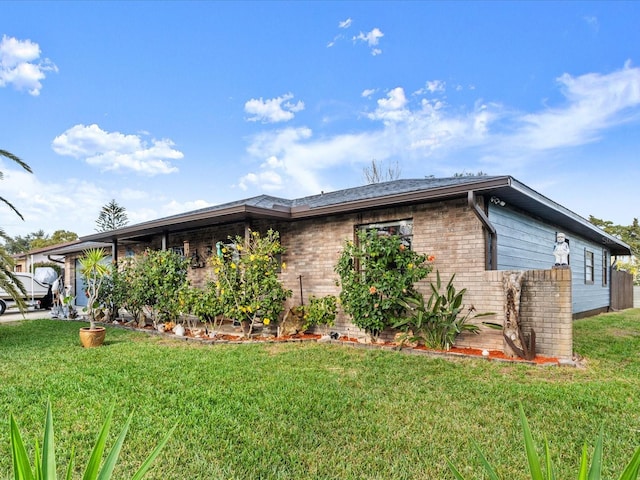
0 149 33 311
96 199 128 232
589 215 640 283
30 229 78 249
363 159 401 184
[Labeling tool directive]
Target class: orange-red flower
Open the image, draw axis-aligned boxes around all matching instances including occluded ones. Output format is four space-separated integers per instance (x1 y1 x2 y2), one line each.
399 244 406 251
427 255 436 262
369 286 377 294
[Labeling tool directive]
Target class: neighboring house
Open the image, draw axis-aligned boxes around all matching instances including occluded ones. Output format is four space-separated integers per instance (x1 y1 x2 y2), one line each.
11 246 65 273
70 176 630 359
43 241 112 308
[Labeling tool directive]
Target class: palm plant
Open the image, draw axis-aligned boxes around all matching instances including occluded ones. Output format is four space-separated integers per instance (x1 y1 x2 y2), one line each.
78 248 110 329
0 149 32 313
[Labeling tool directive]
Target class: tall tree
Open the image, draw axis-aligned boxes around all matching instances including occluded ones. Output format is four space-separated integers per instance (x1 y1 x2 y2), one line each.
0 149 32 311
96 199 129 232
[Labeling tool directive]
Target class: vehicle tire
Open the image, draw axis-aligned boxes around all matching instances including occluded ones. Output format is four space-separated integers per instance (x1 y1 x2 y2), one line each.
0 299 6 316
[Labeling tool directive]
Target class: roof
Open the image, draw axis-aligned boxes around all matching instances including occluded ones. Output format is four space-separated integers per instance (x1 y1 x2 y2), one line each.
80 176 631 256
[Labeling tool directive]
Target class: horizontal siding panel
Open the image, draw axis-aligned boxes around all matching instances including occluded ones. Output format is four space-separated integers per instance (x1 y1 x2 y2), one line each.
489 204 611 314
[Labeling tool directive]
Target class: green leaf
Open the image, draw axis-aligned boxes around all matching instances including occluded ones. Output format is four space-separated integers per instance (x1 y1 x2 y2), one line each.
543 436 555 480
82 406 114 480
588 427 603 480
519 403 545 480
10 413 35 480
96 413 132 480
42 401 56 480
578 444 589 480
446 459 468 480
130 424 177 480
472 439 501 480
617 446 640 480
65 447 75 480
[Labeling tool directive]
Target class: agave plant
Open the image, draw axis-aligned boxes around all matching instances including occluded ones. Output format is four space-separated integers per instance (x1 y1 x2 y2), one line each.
447 403 640 480
10 400 175 480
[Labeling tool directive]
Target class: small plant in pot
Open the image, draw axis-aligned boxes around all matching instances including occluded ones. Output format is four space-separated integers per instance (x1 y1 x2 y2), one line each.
78 248 110 347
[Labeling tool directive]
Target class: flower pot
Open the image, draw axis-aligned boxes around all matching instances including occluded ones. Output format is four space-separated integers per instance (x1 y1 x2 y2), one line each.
79 327 106 348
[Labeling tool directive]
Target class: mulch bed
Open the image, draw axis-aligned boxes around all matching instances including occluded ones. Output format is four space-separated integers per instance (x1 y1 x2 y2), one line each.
111 322 561 366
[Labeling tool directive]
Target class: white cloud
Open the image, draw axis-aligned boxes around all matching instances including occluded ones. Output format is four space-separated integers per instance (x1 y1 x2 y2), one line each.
236 63 640 201
502 62 640 152
238 170 283 192
368 87 410 122
51 124 183 175
354 28 384 47
244 93 305 123
339 18 352 29
361 88 376 98
0 35 58 96
162 199 214 216
353 27 384 55
0 163 108 236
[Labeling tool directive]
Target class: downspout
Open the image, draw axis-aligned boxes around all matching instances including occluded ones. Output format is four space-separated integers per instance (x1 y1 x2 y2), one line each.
111 239 118 267
467 190 497 270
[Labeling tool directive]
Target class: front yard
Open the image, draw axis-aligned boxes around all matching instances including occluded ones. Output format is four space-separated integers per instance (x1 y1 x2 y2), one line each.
0 310 639 479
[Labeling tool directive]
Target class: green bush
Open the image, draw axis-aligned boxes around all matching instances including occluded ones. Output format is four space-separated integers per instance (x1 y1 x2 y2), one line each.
211 229 292 335
303 295 338 334
335 229 433 337
394 271 491 350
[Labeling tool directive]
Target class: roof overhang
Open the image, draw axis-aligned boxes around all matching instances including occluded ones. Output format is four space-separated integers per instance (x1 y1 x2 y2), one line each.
79 175 631 256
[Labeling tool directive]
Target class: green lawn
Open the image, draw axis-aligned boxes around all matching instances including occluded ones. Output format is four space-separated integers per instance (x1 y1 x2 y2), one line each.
0 311 639 479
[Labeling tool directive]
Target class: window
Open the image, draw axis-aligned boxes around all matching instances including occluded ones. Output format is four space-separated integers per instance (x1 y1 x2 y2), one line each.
358 219 413 249
585 249 594 284
170 246 185 257
602 249 608 286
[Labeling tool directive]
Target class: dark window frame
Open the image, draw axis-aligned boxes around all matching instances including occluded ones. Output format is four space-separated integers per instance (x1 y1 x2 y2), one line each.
584 249 594 285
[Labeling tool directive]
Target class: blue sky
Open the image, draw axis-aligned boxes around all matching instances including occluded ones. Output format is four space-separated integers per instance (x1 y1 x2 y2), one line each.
1 1 639 238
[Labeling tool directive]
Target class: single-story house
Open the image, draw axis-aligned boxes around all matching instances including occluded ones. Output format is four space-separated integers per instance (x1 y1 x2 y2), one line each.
66 175 630 359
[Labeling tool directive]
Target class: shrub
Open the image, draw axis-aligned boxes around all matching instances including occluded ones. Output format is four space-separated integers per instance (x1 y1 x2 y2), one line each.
211 229 292 335
394 271 492 350
335 229 433 337
303 295 338 334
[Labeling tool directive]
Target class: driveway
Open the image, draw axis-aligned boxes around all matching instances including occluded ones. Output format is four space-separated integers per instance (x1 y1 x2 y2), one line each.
0 308 52 323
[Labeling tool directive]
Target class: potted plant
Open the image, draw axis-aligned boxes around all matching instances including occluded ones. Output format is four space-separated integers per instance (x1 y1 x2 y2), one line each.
78 248 110 347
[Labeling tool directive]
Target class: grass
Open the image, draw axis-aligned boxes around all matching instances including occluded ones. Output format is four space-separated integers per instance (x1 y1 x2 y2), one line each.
0 310 639 479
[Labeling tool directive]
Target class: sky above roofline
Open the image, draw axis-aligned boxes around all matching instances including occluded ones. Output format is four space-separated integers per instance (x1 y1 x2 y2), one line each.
1 1 639 238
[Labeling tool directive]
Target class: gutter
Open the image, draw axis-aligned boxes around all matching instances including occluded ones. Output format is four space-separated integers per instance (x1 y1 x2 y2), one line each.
47 255 65 264
468 190 497 270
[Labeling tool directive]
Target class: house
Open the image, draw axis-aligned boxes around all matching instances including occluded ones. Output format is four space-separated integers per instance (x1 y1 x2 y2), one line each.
11 246 65 273
69 176 630 359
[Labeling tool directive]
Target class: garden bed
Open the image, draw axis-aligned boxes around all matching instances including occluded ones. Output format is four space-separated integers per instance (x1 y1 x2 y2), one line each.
111 320 561 366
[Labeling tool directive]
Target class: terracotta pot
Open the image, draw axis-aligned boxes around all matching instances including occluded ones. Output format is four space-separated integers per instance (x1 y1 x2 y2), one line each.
79 327 106 348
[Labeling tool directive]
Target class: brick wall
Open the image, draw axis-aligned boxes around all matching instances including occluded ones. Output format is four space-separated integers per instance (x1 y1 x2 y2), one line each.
65 197 574 359
462 268 573 359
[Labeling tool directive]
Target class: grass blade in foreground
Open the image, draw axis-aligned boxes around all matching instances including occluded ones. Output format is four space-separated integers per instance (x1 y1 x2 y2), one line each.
447 402 640 480
9 400 175 480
